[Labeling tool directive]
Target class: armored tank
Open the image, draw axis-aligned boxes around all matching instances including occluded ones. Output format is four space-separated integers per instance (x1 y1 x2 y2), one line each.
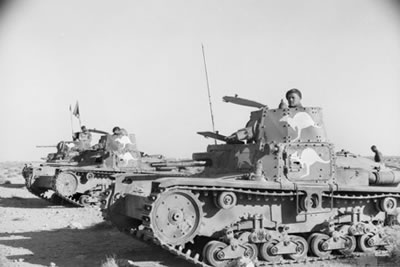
103 96 400 266
23 129 200 207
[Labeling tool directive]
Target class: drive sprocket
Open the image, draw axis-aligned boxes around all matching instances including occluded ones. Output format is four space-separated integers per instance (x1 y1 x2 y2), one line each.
148 190 203 246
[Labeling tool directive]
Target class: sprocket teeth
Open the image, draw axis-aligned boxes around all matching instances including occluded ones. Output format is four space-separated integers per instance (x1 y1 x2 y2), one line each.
193 253 199 261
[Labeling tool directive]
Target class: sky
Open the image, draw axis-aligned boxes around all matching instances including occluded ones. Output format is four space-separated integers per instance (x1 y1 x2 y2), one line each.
0 0 399 161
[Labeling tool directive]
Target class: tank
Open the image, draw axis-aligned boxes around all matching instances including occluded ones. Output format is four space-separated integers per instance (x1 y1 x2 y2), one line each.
22 129 200 207
102 96 400 266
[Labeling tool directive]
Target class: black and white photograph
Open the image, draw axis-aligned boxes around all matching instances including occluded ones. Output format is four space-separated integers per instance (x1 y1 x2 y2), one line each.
0 1 399 266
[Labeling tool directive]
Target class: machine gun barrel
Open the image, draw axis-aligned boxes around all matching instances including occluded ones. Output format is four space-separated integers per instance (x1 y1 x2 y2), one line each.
223 95 266 109
88 129 109 135
36 145 57 148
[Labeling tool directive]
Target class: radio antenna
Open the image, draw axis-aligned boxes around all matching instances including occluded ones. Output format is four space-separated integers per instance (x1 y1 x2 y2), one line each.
201 44 217 145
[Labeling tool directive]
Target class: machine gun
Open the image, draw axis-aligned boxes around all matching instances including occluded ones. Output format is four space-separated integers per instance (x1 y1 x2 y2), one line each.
88 128 109 135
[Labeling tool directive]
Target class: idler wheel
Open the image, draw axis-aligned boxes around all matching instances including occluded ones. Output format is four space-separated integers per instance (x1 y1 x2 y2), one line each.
357 233 376 253
259 239 282 263
338 235 356 256
214 191 237 210
54 172 78 196
79 195 91 206
203 240 228 267
243 243 258 261
287 236 308 260
309 233 332 258
150 190 202 246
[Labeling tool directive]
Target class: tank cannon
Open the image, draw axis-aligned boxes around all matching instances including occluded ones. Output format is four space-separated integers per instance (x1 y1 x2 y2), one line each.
103 95 400 266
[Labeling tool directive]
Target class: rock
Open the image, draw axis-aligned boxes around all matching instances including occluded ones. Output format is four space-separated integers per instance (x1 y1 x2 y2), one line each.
68 221 83 229
49 262 57 267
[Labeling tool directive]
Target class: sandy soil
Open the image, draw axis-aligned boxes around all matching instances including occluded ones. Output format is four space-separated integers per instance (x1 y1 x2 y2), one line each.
0 162 190 267
1 158 400 267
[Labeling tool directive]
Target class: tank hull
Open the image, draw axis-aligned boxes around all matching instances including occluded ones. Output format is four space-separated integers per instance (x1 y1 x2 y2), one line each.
23 162 199 207
105 175 399 266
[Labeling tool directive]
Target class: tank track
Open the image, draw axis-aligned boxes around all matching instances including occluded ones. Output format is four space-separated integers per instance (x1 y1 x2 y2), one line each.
125 228 375 267
23 166 69 206
50 169 125 207
109 184 396 266
22 166 121 207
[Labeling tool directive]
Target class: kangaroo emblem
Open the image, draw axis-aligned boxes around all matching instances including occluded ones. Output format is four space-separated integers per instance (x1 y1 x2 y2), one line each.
234 147 252 169
290 148 330 178
280 112 320 141
116 151 140 167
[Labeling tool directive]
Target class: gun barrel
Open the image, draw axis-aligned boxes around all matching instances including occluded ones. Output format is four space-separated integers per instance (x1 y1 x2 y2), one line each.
151 160 206 168
36 145 57 148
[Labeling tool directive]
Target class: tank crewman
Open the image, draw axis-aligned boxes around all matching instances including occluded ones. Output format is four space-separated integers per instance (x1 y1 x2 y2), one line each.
371 145 383 163
112 126 122 136
285 88 303 108
79 126 92 141
77 125 92 150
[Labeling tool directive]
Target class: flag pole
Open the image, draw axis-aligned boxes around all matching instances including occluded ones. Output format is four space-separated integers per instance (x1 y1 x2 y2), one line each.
78 116 82 128
75 100 82 128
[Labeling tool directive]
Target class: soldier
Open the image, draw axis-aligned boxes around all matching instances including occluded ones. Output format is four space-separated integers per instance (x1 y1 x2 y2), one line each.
371 145 383 163
75 126 92 151
79 126 92 142
112 126 122 136
285 88 303 108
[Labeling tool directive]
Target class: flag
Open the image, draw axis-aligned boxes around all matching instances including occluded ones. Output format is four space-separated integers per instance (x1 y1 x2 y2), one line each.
72 101 80 119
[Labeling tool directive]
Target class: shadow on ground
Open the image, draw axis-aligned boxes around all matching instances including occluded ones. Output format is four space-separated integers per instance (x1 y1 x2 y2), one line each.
0 226 193 267
0 196 61 209
0 183 25 189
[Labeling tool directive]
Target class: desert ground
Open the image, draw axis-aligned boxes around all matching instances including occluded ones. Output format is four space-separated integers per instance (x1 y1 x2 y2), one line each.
1 158 400 267
0 162 190 267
